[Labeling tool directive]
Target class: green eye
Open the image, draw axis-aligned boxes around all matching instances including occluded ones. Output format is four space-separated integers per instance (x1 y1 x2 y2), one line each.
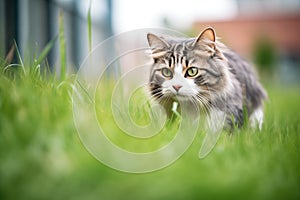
161 68 173 78
186 67 198 77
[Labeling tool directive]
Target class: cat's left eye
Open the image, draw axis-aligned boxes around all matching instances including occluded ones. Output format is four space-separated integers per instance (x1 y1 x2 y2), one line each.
185 67 198 77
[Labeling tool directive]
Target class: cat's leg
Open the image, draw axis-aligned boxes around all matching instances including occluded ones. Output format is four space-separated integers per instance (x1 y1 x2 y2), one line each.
207 109 227 132
249 107 264 130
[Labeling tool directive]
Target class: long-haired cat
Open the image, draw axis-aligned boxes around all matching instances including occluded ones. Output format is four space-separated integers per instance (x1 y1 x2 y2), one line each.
147 27 267 131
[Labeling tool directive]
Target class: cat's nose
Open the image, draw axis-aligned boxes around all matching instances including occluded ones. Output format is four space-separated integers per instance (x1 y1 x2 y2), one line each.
172 85 182 92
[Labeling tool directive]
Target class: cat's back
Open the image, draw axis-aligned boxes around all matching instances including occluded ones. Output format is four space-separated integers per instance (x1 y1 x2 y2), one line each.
223 49 267 113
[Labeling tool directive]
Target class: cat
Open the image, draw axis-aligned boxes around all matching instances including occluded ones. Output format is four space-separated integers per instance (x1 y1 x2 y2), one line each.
147 27 267 131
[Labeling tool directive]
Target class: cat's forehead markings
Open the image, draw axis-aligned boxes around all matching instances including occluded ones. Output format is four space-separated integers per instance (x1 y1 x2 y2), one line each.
174 63 183 74
182 56 188 68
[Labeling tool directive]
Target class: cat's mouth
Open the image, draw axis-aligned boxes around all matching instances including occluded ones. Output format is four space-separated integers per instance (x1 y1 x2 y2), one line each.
171 94 190 101
162 90 191 101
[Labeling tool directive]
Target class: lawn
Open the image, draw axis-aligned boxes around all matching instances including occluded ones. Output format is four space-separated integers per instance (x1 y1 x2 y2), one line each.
0 55 300 200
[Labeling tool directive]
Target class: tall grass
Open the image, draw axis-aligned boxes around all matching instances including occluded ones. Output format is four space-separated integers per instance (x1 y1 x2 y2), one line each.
59 10 67 81
87 0 92 52
1 61 299 199
0 33 75 200
0 9 300 200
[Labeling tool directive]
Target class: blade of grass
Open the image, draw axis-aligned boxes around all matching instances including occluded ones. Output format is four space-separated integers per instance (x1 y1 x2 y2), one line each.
59 10 67 81
76 79 93 103
13 40 26 75
87 0 92 52
34 35 58 68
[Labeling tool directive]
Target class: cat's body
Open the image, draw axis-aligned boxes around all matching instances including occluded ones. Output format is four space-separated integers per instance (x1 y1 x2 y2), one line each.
147 27 267 130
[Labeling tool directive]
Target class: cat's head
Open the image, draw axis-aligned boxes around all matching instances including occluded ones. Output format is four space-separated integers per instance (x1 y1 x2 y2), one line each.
147 27 230 106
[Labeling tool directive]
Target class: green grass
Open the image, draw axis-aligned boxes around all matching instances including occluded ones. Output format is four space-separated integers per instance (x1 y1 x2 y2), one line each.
0 55 300 200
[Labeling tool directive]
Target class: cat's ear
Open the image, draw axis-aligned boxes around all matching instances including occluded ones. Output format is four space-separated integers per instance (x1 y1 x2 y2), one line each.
193 27 216 51
147 33 170 59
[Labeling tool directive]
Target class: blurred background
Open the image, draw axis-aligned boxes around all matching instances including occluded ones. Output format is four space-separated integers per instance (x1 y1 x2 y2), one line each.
1 0 300 83
1 1 300 200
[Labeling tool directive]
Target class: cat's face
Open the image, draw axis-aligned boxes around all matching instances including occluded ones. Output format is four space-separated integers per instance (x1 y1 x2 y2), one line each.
148 28 229 105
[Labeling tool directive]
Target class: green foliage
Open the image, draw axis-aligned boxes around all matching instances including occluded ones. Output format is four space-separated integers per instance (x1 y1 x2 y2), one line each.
253 37 278 71
1 50 300 199
0 42 76 200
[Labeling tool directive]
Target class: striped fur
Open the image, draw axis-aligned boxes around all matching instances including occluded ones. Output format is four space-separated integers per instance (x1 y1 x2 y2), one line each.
147 27 267 130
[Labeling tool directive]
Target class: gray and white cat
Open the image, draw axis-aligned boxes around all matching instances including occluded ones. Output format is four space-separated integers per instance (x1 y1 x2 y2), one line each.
147 27 267 130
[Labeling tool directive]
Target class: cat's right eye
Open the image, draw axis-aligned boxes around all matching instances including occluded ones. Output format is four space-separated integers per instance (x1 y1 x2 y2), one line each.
161 68 173 78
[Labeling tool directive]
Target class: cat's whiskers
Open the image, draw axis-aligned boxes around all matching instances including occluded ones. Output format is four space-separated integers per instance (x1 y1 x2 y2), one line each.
195 94 213 116
147 28 267 129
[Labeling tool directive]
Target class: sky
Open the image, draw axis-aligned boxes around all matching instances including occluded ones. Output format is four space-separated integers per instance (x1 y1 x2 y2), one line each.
74 0 300 35
112 0 238 33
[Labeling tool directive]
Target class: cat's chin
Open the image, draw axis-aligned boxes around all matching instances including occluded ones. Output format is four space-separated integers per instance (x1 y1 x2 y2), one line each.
172 95 190 102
